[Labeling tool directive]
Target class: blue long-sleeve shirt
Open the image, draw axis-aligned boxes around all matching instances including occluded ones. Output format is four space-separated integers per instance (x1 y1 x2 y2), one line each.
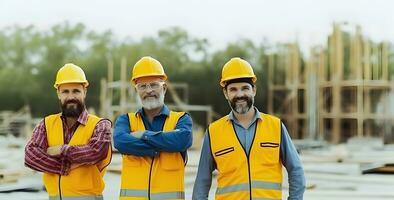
192 107 305 200
113 105 193 157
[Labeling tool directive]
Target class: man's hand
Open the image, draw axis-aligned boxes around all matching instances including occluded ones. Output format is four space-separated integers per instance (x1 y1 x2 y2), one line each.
47 145 63 157
131 131 144 139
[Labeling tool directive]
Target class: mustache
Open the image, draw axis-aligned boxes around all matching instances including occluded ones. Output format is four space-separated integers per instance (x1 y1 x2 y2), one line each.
65 99 80 105
233 96 249 102
143 94 158 99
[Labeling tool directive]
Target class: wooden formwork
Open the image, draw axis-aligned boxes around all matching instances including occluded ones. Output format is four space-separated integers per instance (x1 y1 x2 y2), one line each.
268 23 394 143
267 43 309 139
316 23 393 143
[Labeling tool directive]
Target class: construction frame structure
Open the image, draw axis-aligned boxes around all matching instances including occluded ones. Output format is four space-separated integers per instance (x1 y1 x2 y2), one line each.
267 23 394 143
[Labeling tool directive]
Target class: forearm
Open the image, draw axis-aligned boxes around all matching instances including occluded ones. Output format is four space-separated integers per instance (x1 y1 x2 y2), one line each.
62 119 112 164
62 142 110 164
288 166 305 200
25 146 69 175
114 133 159 156
114 114 159 156
280 123 305 200
24 121 70 175
192 133 214 200
143 129 192 152
143 114 193 152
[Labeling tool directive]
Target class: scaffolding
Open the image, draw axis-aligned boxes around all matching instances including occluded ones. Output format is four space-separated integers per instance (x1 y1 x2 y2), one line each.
268 23 394 143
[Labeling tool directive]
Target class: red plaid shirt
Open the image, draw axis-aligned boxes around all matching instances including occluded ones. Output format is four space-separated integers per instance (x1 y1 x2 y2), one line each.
24 110 111 175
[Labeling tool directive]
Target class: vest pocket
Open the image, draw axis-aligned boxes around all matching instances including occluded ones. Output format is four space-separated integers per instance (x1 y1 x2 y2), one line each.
214 147 237 175
159 152 183 171
214 147 235 157
259 142 280 164
65 166 94 191
123 155 141 167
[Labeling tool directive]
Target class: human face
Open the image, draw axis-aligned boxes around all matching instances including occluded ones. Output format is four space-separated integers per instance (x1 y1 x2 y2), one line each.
223 82 256 114
135 77 166 110
57 83 86 117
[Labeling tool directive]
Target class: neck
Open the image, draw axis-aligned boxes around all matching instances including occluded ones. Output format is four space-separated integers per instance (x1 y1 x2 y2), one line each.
65 117 78 127
233 107 255 128
143 106 163 122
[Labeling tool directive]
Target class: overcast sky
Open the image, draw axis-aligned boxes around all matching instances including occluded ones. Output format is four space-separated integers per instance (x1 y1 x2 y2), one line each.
1 0 393 50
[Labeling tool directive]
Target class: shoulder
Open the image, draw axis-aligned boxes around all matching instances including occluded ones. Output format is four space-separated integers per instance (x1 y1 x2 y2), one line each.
209 115 230 129
96 119 112 129
116 113 131 121
260 112 281 123
44 113 61 121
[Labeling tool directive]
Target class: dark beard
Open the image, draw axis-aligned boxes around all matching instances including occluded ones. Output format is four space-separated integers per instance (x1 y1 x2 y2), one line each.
230 96 253 114
61 99 85 118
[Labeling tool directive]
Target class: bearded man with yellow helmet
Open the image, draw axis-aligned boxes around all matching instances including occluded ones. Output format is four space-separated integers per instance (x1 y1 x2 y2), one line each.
192 57 305 200
113 56 193 200
25 63 112 200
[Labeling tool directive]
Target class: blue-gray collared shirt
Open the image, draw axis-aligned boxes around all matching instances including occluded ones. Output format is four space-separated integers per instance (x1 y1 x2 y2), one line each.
113 105 193 157
192 107 305 200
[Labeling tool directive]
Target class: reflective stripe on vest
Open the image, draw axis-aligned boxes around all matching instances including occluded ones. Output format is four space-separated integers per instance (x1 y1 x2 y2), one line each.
120 189 185 200
49 195 103 200
216 181 282 194
209 113 282 200
120 111 186 200
44 113 111 198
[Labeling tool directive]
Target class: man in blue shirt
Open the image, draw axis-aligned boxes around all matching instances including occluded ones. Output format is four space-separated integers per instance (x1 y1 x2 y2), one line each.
192 57 305 200
114 56 192 200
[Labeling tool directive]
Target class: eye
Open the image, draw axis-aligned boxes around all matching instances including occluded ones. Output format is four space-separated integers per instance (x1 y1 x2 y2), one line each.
137 84 147 90
150 82 160 89
229 87 237 92
73 89 81 93
242 86 250 91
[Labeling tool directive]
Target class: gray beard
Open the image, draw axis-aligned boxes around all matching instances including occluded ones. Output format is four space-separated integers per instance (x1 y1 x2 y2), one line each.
228 97 254 114
136 91 165 110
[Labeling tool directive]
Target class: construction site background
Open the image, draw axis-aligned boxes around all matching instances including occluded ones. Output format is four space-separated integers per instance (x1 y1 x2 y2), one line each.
0 22 393 199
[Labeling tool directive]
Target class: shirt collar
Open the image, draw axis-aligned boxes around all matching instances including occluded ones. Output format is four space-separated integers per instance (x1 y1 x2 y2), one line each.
136 104 170 118
61 109 89 126
228 106 261 123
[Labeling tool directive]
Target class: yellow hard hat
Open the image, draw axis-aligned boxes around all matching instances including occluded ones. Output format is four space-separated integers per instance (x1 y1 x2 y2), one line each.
54 63 89 89
131 56 167 85
220 57 257 87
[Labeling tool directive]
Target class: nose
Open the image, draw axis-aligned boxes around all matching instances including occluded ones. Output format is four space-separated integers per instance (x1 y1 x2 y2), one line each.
234 90 245 97
145 86 154 93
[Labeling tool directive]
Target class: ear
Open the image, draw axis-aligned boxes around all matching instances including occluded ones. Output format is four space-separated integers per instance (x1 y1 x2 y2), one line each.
56 89 61 100
163 83 167 93
222 87 229 100
252 85 256 96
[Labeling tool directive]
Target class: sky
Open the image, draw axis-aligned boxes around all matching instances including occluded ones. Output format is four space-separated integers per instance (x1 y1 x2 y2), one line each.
1 0 393 51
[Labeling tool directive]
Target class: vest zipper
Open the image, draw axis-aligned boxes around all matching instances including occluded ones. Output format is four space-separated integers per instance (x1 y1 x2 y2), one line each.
58 175 62 200
247 158 252 200
231 121 258 200
148 157 154 200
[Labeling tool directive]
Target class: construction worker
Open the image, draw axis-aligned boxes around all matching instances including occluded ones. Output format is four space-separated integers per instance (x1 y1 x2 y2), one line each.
25 63 112 200
192 57 305 200
113 56 193 200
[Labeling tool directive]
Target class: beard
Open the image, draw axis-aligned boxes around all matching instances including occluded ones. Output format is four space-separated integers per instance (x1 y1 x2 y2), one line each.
136 90 165 110
229 95 254 114
61 99 85 118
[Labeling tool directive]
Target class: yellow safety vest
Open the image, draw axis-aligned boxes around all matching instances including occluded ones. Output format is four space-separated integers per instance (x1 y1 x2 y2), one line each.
208 113 282 200
119 111 186 200
43 113 112 200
